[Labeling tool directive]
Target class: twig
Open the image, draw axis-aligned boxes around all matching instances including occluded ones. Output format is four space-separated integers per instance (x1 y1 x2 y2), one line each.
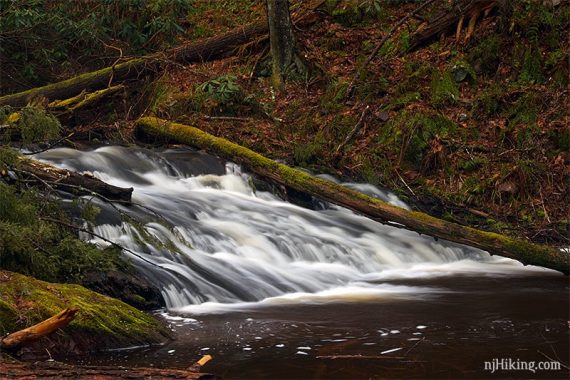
345 0 437 98
405 336 425 356
395 168 416 197
333 105 369 158
202 115 252 122
22 133 75 155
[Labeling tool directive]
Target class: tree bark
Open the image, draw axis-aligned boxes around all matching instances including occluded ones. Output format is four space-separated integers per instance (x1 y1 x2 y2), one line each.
267 0 296 89
12 157 133 202
0 308 78 350
0 0 324 108
135 116 569 275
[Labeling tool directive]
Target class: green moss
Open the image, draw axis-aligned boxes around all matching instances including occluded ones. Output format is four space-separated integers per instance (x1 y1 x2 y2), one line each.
449 60 477 83
468 35 501 74
430 70 459 107
377 110 456 167
294 131 326 166
0 182 124 283
457 157 488 173
472 84 503 118
135 116 569 274
503 93 540 148
0 270 168 346
0 105 61 144
519 46 545 84
548 127 570 152
320 79 349 111
0 58 147 108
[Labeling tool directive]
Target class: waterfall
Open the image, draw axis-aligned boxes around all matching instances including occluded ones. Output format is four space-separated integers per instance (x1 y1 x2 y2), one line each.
33 146 554 314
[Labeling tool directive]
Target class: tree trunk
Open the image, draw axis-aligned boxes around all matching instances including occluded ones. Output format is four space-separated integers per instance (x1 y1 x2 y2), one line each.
135 117 569 275
0 0 324 108
13 157 133 202
0 308 78 350
267 0 296 89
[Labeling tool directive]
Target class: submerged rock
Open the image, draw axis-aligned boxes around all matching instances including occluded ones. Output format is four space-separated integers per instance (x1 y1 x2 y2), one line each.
82 270 165 310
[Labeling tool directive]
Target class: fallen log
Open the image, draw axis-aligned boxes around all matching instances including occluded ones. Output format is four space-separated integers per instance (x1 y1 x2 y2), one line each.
409 0 499 50
135 117 569 274
12 157 133 202
48 85 125 115
0 0 325 108
0 361 212 379
0 308 78 350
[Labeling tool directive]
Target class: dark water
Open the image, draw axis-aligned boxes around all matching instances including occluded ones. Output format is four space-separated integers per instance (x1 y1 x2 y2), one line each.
35 147 569 379
65 276 569 379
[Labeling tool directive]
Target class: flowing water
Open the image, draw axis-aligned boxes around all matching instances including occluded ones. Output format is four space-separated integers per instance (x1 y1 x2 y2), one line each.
34 146 568 379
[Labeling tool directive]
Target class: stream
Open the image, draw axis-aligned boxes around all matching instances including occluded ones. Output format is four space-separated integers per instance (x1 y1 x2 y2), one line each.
34 146 568 379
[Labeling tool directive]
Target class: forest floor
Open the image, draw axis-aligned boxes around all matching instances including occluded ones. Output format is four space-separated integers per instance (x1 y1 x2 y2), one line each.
131 0 569 246
0 0 568 367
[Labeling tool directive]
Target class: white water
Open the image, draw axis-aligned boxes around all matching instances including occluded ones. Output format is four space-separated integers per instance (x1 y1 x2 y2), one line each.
34 146 557 314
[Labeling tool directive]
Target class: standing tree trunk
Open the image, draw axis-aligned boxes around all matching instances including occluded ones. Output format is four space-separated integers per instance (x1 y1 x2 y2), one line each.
267 0 296 89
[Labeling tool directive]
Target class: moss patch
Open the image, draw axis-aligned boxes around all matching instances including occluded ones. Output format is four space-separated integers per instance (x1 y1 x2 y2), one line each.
0 270 168 352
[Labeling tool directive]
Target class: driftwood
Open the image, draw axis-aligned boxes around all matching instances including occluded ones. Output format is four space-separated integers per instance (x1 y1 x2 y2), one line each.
135 117 569 274
13 157 133 202
409 0 500 50
0 362 213 379
0 0 325 108
0 308 78 350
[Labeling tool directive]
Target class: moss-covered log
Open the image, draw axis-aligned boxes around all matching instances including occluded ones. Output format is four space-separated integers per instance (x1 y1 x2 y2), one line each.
135 117 569 274
48 85 125 114
0 0 324 108
14 157 133 202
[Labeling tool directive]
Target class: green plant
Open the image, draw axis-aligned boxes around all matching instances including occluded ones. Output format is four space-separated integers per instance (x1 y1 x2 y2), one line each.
0 183 123 283
294 131 326 166
0 0 191 89
519 46 545 84
472 84 503 118
0 105 61 145
377 110 457 167
467 35 501 75
197 75 242 104
320 79 349 111
430 70 459 106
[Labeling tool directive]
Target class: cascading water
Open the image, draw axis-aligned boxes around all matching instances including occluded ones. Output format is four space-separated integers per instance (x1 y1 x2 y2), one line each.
34 146 568 379
33 146 554 313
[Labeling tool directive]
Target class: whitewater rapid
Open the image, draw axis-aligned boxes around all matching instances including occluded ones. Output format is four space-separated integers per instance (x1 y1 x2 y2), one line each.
33 146 557 314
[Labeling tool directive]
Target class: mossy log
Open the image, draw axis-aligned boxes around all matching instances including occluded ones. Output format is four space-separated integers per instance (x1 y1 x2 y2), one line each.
409 0 499 50
135 117 569 274
48 85 125 114
0 308 78 350
0 0 324 108
14 157 133 202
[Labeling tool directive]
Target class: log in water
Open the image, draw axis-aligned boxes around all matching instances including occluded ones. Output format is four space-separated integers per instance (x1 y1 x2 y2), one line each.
33 146 569 379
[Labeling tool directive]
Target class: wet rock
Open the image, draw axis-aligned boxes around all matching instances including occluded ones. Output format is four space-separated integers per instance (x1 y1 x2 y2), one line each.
82 270 165 310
